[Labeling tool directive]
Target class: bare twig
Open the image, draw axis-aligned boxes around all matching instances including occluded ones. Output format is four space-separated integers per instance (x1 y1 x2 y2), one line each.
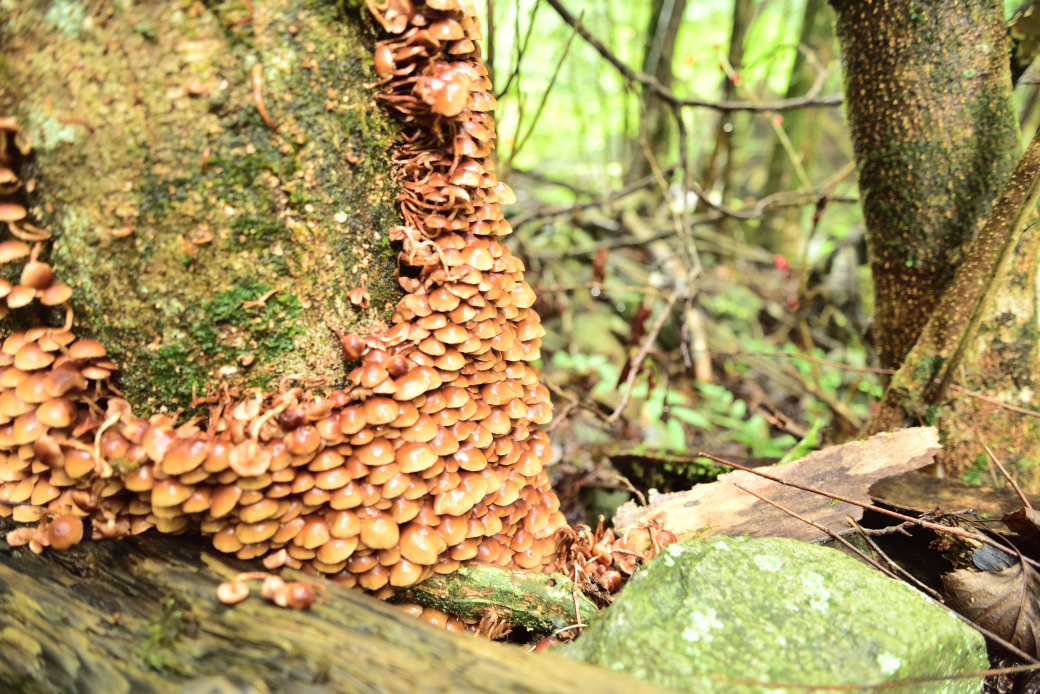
732 483 899 581
845 515 943 600
495 0 541 99
981 439 1032 509
535 282 669 298
609 293 680 423
697 451 1040 573
507 10 582 170
509 164 679 227
544 0 842 113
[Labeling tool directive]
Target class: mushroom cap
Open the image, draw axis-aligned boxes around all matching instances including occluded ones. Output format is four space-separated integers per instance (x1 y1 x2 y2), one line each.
0 241 29 264
399 522 448 565
68 339 106 361
363 397 399 425
396 441 438 473
35 397 77 428
20 261 53 289
47 514 84 550
39 282 73 307
360 513 400 550
152 479 194 508
356 437 395 466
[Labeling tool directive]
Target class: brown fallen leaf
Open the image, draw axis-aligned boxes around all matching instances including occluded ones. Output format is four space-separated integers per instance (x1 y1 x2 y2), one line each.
1004 507 1040 553
943 561 1040 657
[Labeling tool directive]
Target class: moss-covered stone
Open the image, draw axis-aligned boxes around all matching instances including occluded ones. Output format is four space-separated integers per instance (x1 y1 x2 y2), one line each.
559 536 987 694
0 0 403 414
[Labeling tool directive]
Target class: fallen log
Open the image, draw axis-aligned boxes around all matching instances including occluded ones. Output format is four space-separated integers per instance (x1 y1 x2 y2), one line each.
0 525 665 694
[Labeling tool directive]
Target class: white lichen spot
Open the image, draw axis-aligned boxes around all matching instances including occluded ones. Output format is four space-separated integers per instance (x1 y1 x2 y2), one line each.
335 211 348 224
667 544 684 557
754 555 782 572
876 652 902 676
270 48 297 73
611 662 626 670
682 608 723 643
801 572 831 612
776 634 787 647
714 540 731 551
44 0 85 38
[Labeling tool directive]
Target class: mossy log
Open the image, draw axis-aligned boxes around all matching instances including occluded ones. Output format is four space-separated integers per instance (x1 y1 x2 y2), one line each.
0 0 402 413
0 523 665 694
393 562 599 634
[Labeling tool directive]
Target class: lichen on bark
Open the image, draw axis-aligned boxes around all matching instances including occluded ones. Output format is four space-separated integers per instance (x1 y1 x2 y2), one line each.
0 0 403 414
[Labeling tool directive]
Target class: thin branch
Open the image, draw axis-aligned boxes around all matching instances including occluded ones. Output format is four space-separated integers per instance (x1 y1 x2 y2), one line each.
494 0 541 99
544 0 842 113
509 164 679 227
508 10 583 168
609 294 680 423
534 282 669 297
696 451 1040 573
845 515 943 600
732 483 900 581
981 439 1033 509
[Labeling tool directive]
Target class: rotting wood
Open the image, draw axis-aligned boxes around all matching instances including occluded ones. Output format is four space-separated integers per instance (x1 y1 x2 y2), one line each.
870 472 1040 518
0 524 664 694
613 428 939 552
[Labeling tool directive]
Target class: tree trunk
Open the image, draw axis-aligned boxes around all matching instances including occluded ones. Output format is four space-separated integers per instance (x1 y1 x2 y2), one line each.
0 0 401 413
834 0 1040 482
0 522 661 693
759 0 834 252
627 0 688 183
831 0 1019 372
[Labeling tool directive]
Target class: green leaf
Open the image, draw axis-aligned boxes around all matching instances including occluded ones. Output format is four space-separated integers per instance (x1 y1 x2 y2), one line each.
777 418 824 465
669 406 714 430
666 417 688 451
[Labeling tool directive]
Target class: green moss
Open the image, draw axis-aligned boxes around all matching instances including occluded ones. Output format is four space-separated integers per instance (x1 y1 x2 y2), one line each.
1 0 404 415
140 594 196 673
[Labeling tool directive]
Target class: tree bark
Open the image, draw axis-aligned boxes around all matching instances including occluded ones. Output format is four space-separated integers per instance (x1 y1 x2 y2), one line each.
835 0 1040 481
0 522 662 693
0 0 401 414
831 0 1019 373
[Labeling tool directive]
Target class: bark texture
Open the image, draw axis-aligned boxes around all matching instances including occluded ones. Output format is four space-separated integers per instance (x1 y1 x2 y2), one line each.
831 0 1019 372
833 0 1040 482
0 0 401 414
0 523 661 693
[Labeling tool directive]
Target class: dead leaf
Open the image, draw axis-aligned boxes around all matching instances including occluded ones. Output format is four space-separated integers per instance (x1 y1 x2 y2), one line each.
1004 507 1040 548
944 561 1040 657
591 247 608 282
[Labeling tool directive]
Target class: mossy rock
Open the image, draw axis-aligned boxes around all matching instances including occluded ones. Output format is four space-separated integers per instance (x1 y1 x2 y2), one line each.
559 536 987 694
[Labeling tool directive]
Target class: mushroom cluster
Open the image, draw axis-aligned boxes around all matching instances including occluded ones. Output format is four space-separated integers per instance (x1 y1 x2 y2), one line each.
0 0 568 594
